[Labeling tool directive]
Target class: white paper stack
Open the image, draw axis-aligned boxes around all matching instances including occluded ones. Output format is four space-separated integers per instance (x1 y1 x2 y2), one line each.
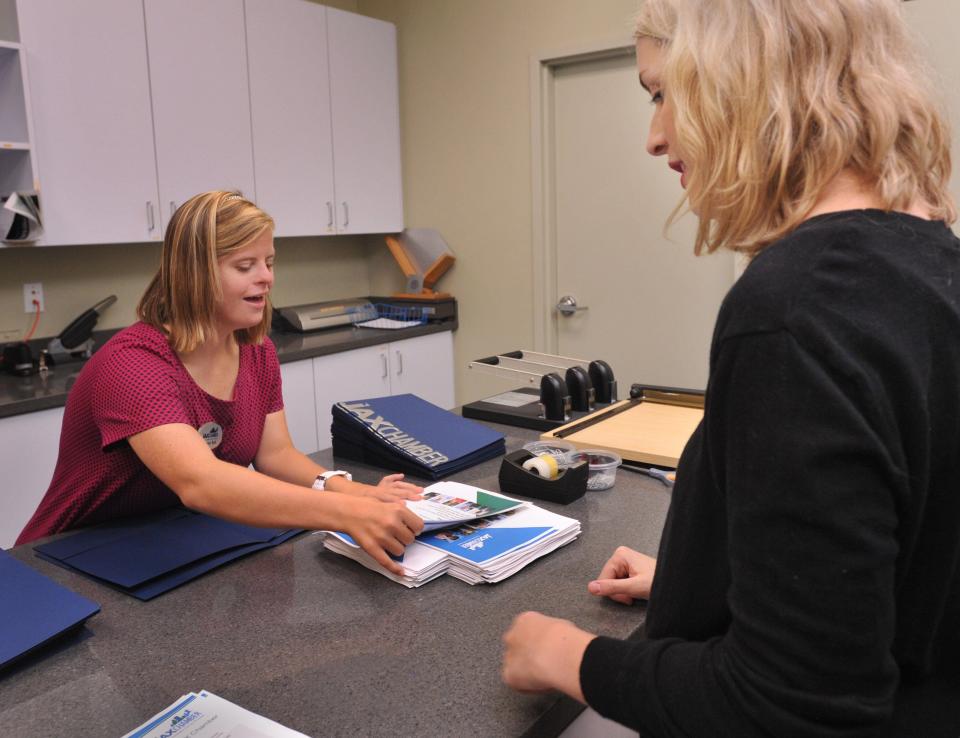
323 533 449 588
122 690 307 738
436 503 582 584
323 482 580 587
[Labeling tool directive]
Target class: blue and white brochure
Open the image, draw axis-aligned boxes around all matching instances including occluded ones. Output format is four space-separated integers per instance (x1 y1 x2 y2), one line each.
322 481 580 587
122 690 308 738
405 480 527 532
418 503 580 584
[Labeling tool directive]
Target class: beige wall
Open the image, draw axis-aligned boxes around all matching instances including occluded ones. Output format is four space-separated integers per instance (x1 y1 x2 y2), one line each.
359 0 960 405
359 0 641 404
903 2 960 203
0 235 380 342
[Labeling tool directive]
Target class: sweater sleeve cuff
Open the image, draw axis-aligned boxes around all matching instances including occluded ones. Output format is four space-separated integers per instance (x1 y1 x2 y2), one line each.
580 636 641 721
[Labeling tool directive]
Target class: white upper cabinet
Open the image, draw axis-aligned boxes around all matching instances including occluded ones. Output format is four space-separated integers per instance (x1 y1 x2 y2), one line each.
144 0 255 231
14 1 402 244
327 7 404 235
16 0 161 245
246 0 336 238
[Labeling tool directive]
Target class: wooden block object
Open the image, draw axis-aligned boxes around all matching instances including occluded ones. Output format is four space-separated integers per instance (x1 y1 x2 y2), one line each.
385 235 456 300
385 235 418 278
540 399 703 468
423 251 455 289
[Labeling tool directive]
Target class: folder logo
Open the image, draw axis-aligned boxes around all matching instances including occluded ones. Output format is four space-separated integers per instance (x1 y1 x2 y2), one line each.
340 401 451 468
159 710 203 738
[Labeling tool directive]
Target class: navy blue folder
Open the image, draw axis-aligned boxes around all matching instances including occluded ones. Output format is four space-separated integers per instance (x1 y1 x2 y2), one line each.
0 549 100 670
331 394 506 479
34 507 302 601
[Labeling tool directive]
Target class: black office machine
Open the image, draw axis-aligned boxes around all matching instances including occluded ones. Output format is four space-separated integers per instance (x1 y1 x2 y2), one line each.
273 295 457 333
47 295 117 360
462 350 617 431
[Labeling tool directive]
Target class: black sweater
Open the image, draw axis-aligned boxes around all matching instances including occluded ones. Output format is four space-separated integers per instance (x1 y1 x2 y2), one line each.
580 211 960 737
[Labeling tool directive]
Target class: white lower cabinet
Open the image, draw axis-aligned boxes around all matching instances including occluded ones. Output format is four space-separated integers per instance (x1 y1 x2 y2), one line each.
0 406 65 549
312 332 455 451
387 332 455 408
279 358 319 457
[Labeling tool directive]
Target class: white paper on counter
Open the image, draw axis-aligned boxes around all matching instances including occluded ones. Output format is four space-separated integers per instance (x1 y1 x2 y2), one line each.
122 690 309 738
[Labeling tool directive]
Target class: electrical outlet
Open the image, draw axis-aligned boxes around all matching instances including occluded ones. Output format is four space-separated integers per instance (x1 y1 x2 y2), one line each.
23 282 45 313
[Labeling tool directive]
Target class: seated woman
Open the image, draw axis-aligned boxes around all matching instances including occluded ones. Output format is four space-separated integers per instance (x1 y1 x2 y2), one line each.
17 191 423 574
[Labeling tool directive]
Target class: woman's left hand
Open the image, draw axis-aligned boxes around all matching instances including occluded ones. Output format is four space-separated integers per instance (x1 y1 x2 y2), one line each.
501 611 595 700
368 473 423 501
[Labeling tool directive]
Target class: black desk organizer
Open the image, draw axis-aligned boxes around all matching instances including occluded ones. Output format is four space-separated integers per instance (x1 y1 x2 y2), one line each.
498 450 588 505
462 351 617 432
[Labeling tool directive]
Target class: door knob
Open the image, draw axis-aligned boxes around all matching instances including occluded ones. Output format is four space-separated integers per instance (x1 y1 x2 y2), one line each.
556 295 589 316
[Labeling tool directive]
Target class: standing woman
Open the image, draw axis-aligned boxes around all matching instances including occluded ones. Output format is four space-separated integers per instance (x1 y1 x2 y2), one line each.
18 191 423 574
502 0 960 735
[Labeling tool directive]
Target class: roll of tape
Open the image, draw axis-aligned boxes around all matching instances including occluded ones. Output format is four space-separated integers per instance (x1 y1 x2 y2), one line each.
522 453 559 479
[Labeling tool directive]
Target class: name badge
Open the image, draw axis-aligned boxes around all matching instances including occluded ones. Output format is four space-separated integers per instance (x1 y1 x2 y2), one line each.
198 421 223 449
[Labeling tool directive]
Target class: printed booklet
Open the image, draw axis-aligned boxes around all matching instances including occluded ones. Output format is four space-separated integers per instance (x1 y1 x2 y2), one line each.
122 690 308 738
405 480 526 531
323 481 581 587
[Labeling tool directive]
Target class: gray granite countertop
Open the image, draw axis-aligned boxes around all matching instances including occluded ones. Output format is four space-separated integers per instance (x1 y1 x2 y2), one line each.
0 320 456 419
0 421 670 737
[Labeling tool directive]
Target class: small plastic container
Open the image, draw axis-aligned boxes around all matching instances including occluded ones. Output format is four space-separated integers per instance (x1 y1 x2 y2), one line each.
569 449 622 490
522 439 576 469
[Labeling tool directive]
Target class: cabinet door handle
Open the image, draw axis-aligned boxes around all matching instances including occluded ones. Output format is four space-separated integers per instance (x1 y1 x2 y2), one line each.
342 201 350 227
326 201 334 228
146 201 155 231
170 201 177 218
396 350 403 375
381 352 388 378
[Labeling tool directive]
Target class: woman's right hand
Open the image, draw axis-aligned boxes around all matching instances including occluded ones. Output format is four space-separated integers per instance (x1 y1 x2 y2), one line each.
340 496 424 576
587 546 656 605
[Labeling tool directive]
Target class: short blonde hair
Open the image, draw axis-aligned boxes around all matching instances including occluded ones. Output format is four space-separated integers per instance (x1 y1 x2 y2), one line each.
635 0 956 256
137 191 275 353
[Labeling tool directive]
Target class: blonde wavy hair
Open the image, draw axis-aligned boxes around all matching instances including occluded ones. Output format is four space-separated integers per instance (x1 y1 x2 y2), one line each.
635 0 956 256
137 191 275 353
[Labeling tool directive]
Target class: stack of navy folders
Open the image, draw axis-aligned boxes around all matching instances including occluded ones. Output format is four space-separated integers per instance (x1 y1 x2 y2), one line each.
331 394 506 480
34 507 302 601
0 549 100 670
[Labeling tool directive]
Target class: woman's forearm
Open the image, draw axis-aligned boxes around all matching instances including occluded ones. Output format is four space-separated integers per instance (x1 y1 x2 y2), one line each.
254 444 324 487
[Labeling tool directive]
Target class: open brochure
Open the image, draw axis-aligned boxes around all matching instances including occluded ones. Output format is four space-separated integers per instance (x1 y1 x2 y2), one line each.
405 480 526 532
1 192 43 243
122 690 308 738
323 481 581 587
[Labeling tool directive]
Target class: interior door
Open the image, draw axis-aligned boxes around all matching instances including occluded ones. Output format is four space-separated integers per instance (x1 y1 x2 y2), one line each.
550 51 734 391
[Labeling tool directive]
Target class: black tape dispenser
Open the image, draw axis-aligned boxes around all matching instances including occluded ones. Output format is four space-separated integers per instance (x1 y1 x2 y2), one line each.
498 449 588 504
